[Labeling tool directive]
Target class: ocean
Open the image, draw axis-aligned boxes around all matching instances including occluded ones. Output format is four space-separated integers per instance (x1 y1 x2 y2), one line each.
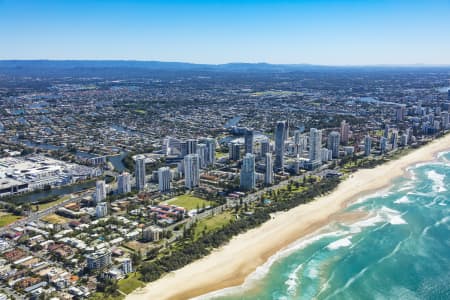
200 152 450 300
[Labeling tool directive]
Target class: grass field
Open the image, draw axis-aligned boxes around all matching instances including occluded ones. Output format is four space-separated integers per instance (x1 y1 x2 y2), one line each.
90 292 123 300
42 213 69 224
0 214 22 227
215 151 228 159
165 194 215 211
194 211 234 240
118 272 145 294
34 195 71 211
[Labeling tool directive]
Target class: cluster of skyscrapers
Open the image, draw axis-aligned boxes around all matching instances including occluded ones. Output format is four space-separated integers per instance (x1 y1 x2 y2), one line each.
110 116 417 196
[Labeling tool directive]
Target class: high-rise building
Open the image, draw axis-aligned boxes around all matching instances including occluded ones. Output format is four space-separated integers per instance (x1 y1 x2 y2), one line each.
163 136 182 156
400 134 408 147
294 130 302 145
95 180 106 203
340 120 350 145
260 139 270 156
95 202 108 218
228 143 241 161
122 258 133 275
184 154 200 189
391 130 398 149
86 249 112 271
205 138 216 165
180 142 188 157
364 135 372 156
197 143 207 168
135 156 146 191
244 129 254 154
380 136 388 154
396 105 407 122
158 167 171 192
308 128 322 162
186 139 198 155
275 121 287 170
143 226 163 242
264 153 273 185
240 153 256 191
320 148 331 162
294 130 308 155
384 124 390 138
117 172 131 194
327 131 340 159
441 111 449 129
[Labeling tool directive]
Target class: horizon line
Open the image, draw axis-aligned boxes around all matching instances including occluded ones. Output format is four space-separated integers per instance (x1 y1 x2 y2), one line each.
1 59 450 68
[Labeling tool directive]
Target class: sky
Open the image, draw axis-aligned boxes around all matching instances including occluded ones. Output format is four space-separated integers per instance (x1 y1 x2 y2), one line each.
0 0 449 65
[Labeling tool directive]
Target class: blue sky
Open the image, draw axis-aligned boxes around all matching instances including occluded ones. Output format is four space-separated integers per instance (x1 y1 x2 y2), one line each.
0 0 449 65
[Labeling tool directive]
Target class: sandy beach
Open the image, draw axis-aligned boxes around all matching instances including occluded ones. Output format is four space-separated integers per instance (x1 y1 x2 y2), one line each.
127 134 450 300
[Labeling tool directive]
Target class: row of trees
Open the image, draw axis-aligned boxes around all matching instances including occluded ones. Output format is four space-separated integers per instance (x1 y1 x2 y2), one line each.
138 176 341 283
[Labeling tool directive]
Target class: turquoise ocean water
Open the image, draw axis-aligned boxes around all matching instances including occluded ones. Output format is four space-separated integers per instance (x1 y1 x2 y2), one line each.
198 152 450 300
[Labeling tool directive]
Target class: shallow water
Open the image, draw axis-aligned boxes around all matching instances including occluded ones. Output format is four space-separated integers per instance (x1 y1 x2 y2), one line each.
200 152 450 300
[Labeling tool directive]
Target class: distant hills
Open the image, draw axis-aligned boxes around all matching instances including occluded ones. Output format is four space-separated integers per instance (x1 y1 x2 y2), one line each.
0 60 449 78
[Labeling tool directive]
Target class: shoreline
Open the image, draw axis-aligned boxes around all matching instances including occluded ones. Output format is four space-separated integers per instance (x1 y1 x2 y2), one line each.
127 135 450 300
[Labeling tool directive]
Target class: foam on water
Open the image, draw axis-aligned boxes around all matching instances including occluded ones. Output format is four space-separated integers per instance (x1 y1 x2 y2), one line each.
352 187 392 205
348 214 384 233
285 263 303 296
326 237 353 250
394 195 412 204
196 156 450 300
426 170 447 193
192 230 347 300
380 206 408 225
425 195 444 208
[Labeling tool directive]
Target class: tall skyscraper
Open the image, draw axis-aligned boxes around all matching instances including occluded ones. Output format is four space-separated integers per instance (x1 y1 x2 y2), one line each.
240 153 256 191
391 130 398 149
327 131 340 159
285 119 290 141
260 139 270 156
244 129 254 154
294 130 302 145
158 167 171 192
264 153 273 185
228 143 241 161
340 120 350 145
96 202 108 218
197 143 207 168
380 136 388 154
180 141 188 157
275 121 287 170
95 180 106 203
163 136 182 156
205 138 216 165
309 128 322 162
135 156 146 191
441 111 449 130
400 134 408 147
184 154 200 189
384 124 390 138
364 135 372 156
186 139 198 155
117 172 131 194
396 105 407 122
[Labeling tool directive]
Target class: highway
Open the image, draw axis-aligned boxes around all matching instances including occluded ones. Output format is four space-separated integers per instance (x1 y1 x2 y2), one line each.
0 189 94 235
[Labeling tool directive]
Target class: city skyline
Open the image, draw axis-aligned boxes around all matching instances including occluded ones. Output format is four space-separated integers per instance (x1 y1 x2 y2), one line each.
1 0 450 65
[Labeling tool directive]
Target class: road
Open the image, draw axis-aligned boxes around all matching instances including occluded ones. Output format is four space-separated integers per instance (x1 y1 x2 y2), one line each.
0 189 94 235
